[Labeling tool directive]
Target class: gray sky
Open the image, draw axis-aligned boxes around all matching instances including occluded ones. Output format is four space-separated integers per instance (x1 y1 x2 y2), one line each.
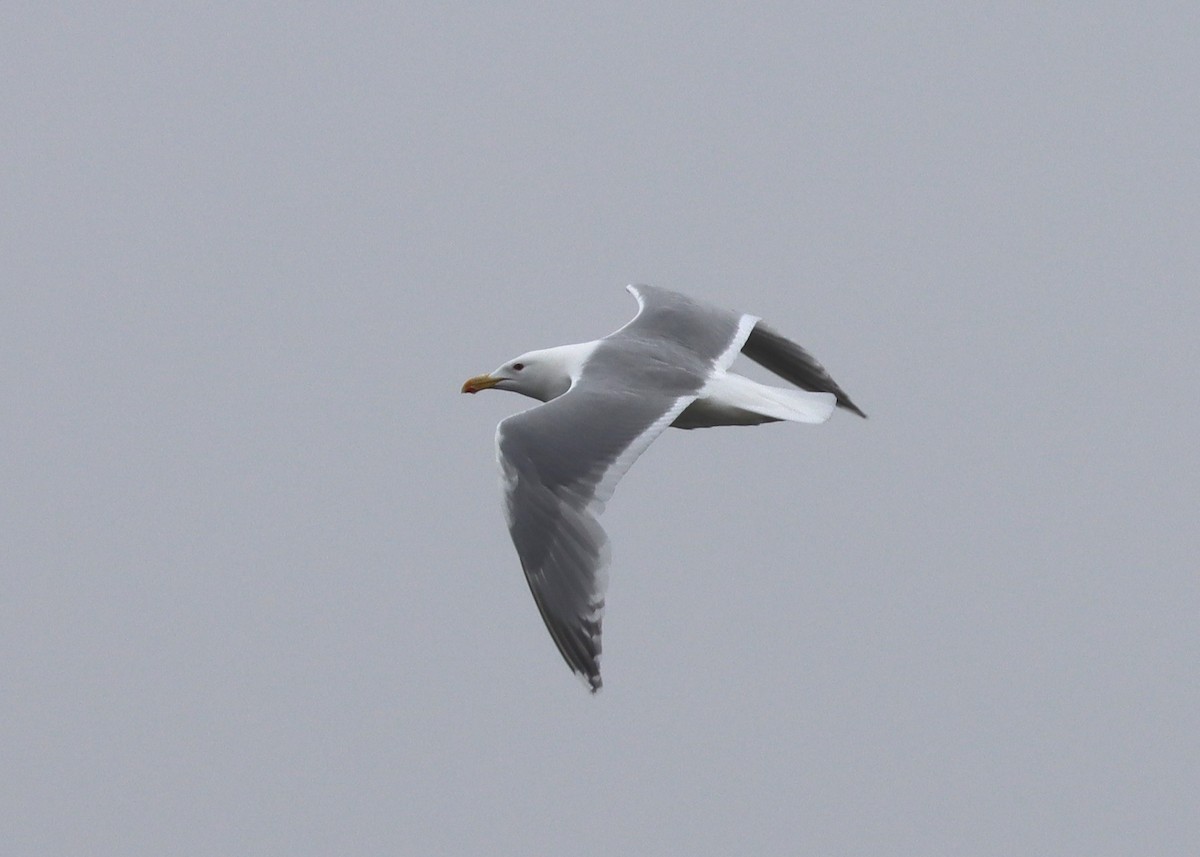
4 4 1197 855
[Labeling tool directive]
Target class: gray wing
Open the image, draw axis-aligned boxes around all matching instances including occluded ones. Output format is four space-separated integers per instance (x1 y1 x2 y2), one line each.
496 387 693 692
495 286 758 691
618 284 756 369
741 322 867 418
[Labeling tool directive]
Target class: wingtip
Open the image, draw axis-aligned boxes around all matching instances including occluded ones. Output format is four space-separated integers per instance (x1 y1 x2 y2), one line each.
842 400 868 419
584 653 602 693
577 668 602 694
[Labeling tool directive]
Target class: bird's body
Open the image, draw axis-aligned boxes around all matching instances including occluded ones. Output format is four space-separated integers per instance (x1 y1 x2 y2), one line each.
472 340 839 428
462 285 864 691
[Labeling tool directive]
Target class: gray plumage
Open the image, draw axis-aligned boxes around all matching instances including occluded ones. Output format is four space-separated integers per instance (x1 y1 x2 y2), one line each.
465 285 863 691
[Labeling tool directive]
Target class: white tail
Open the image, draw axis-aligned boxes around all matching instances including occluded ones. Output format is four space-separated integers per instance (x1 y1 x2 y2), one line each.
671 372 837 429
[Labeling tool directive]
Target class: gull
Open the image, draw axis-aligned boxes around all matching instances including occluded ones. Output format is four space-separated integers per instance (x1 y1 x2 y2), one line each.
462 285 864 691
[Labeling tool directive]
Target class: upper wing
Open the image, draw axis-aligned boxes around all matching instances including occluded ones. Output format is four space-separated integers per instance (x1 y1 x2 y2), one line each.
496 385 694 692
740 322 867 418
619 284 758 373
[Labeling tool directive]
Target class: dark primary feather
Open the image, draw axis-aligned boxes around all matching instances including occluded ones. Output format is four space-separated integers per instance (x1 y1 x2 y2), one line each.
741 322 867 418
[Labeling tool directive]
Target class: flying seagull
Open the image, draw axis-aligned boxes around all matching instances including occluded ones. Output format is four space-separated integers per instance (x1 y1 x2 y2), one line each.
462 285 864 691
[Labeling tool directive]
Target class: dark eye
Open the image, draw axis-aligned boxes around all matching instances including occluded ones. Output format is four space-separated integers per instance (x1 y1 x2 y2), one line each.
512 362 525 371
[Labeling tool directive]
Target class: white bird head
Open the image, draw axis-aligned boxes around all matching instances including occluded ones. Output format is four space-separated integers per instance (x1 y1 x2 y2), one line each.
461 346 582 403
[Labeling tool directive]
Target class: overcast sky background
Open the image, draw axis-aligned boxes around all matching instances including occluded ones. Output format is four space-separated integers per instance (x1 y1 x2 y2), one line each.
4 4 1198 855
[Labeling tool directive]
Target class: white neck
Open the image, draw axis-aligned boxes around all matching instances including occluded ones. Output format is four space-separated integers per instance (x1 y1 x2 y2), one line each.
523 340 598 402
